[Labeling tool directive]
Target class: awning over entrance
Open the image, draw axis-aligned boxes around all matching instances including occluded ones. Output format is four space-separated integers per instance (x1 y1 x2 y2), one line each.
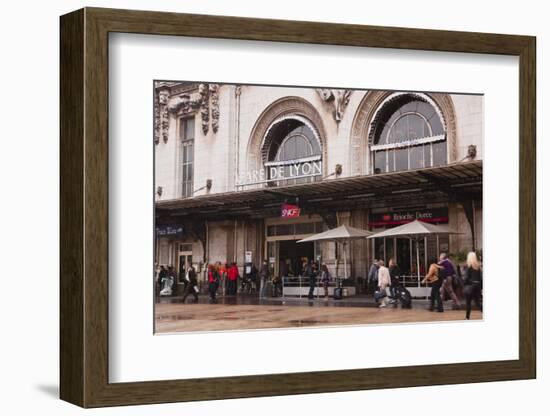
156 160 482 221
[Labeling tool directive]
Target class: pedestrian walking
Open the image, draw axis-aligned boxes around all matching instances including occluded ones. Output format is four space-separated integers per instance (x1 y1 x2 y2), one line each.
438 253 462 310
259 260 269 298
227 262 239 295
182 265 199 303
463 251 483 319
388 258 401 304
307 261 318 299
157 265 167 295
249 263 258 293
208 264 220 303
367 259 379 295
271 274 282 297
218 262 227 296
376 260 391 308
320 263 332 300
422 263 445 312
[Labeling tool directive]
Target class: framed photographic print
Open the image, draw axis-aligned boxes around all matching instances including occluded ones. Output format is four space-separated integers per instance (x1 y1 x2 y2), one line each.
60 7 536 408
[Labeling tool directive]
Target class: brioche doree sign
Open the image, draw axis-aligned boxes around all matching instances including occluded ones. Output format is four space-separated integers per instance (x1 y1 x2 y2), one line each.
236 159 322 186
369 208 449 227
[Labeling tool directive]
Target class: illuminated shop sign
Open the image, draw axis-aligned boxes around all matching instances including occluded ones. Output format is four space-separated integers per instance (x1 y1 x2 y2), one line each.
369 208 448 227
156 224 184 237
236 156 322 187
281 203 301 218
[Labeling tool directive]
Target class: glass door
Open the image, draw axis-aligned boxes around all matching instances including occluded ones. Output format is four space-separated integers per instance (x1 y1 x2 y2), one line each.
177 243 193 284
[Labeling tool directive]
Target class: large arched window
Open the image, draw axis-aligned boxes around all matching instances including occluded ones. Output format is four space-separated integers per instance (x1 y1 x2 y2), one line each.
371 95 447 173
264 117 322 186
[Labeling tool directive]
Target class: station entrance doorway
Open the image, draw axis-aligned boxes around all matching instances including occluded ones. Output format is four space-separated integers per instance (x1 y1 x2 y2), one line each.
277 240 314 278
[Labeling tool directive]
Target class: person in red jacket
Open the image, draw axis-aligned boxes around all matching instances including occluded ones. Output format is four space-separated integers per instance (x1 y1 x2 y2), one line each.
227 262 240 295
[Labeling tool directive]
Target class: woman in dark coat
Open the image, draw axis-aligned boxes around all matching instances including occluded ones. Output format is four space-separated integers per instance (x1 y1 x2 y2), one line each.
320 264 331 300
307 261 318 300
463 252 483 319
182 265 199 303
208 264 220 303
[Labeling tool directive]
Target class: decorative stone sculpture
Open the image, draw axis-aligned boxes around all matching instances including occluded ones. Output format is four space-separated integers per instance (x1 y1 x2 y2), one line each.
209 84 220 133
158 89 170 143
161 83 221 138
316 89 352 122
153 88 170 145
198 84 210 134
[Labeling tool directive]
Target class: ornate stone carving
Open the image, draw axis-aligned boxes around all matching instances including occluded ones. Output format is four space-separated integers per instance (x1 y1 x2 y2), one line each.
209 84 220 133
154 88 170 144
198 84 210 134
168 88 204 115
154 91 160 145
316 89 352 122
166 83 221 136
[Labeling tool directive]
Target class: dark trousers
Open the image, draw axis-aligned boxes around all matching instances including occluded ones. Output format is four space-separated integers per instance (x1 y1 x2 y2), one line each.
308 280 316 298
227 279 236 295
430 284 444 312
182 283 198 303
208 281 219 302
464 283 482 319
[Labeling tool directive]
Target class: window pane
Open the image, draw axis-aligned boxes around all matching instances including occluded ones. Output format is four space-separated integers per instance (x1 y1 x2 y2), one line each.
424 144 432 167
379 124 391 145
388 149 395 172
394 148 408 171
179 118 185 140
390 117 407 143
399 102 416 114
185 118 195 140
295 222 315 235
374 151 386 173
410 145 424 169
371 98 447 172
428 115 444 136
416 102 435 122
181 132 194 197
432 141 447 166
275 224 293 236
407 114 427 139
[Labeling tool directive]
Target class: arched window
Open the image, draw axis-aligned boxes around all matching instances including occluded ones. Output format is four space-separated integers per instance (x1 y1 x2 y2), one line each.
371 96 447 173
264 117 322 186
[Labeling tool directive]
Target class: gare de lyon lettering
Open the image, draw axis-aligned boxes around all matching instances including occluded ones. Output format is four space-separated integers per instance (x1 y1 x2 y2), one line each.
236 158 323 187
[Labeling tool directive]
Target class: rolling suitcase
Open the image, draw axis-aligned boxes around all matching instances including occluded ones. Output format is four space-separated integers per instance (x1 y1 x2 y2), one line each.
397 286 412 308
333 287 343 300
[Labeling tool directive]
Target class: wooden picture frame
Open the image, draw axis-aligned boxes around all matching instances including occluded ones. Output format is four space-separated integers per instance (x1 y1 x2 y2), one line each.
60 7 536 408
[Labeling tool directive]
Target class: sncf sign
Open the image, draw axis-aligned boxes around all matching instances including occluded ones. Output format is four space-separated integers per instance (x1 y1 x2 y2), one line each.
281 203 301 218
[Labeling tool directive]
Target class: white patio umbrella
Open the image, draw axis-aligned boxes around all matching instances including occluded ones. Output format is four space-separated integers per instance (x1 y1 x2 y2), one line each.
367 219 459 284
297 224 374 279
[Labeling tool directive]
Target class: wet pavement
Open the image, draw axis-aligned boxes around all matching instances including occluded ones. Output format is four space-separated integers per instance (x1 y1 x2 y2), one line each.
155 294 481 333
156 293 382 308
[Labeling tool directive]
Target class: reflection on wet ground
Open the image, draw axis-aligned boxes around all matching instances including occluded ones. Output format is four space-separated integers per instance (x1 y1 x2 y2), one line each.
157 294 380 308
155 294 482 333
